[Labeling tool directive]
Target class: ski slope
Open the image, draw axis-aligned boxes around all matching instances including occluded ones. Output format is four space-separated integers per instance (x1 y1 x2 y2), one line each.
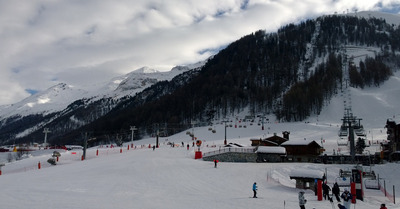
1 66 400 209
0 119 399 209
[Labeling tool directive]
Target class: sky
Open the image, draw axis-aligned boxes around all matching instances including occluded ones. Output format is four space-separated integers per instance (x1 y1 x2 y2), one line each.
1 0 400 106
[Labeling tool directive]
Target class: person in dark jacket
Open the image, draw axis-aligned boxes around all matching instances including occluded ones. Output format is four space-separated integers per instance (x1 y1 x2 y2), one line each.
252 182 257 198
332 182 341 202
213 159 218 168
322 182 331 200
341 189 352 209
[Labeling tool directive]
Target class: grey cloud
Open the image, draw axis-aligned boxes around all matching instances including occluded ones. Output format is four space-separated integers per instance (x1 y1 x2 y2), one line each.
0 0 398 105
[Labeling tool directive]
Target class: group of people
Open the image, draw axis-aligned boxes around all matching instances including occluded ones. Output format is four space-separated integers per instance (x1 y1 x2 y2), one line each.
251 180 388 209
321 181 353 209
300 181 387 209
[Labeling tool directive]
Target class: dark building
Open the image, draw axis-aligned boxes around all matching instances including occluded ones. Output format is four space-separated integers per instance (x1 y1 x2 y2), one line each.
281 139 323 162
384 119 400 161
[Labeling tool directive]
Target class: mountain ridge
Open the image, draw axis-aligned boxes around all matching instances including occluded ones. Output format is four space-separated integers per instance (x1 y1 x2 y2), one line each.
1 11 399 145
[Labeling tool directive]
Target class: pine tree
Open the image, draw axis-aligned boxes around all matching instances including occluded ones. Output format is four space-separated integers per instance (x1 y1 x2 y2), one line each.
356 137 367 154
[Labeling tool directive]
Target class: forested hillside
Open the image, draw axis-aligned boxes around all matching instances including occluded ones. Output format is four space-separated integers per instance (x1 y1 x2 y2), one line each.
14 14 400 145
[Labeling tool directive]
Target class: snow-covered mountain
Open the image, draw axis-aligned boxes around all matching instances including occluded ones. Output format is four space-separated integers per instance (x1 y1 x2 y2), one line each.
0 63 203 120
89 65 200 100
346 11 400 26
0 69 399 208
0 83 88 119
1 11 399 145
0 62 205 144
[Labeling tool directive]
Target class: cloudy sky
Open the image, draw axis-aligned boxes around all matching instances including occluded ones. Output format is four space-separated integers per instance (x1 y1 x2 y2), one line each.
0 0 399 105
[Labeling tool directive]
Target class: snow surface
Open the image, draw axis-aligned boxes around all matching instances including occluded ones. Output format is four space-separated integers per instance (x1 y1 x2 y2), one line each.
1 71 400 209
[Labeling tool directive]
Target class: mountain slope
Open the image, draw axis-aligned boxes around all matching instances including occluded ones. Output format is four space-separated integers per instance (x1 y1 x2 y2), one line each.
79 13 400 141
0 83 88 119
1 11 400 146
0 65 200 144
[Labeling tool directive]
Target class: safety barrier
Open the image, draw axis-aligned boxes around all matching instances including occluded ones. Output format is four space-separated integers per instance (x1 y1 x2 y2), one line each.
378 178 396 204
202 147 256 157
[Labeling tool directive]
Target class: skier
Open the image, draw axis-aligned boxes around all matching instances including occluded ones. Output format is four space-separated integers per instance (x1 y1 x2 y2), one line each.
337 203 346 209
332 182 341 202
322 182 331 200
252 182 257 198
213 159 218 168
380 203 387 209
340 189 352 209
298 190 307 209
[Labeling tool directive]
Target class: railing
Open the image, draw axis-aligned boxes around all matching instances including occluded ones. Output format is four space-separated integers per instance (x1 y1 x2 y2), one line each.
377 177 396 204
202 147 256 157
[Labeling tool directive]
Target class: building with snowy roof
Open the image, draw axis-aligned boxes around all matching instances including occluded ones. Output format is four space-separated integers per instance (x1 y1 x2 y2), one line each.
289 169 324 191
255 146 286 162
281 139 323 162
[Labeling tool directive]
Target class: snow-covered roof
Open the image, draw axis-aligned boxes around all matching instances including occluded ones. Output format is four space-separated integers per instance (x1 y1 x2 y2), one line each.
224 143 244 147
289 168 324 179
255 146 286 154
281 139 321 146
263 140 279 146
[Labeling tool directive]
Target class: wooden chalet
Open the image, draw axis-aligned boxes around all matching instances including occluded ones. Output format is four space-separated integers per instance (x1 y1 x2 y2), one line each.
281 139 323 162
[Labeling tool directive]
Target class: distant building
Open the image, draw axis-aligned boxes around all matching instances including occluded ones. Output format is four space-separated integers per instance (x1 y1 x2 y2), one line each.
281 139 323 162
251 131 323 162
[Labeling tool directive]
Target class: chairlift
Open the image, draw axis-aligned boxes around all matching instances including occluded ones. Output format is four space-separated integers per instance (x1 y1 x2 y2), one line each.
337 137 349 146
338 130 348 137
364 179 379 190
354 128 366 137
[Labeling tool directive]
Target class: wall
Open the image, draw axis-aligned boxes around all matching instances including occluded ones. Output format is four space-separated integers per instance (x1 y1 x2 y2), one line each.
203 152 257 162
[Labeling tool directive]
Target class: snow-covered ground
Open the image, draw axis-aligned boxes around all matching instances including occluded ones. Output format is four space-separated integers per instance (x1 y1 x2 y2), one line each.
0 123 399 209
1 71 400 209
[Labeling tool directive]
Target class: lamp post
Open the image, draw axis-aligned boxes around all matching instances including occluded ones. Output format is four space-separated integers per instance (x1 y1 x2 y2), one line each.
365 150 372 173
43 128 51 147
191 120 196 141
130 126 137 143
261 116 265 130
222 120 229 145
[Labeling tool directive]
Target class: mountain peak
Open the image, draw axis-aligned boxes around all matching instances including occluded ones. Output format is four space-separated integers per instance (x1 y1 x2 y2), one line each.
133 67 160 74
0 82 87 118
345 11 400 26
